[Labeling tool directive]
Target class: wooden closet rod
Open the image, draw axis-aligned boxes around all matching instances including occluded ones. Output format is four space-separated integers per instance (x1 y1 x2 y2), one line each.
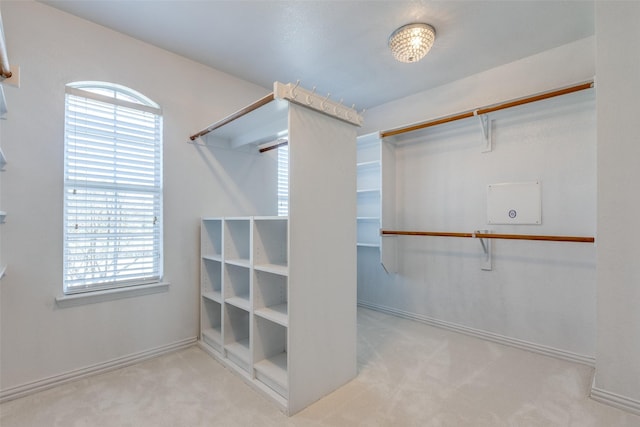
190 92 275 141
381 81 594 138
258 139 288 153
381 230 595 243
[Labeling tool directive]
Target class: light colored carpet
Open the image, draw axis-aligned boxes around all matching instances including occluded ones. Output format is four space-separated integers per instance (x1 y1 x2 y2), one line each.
1 308 638 426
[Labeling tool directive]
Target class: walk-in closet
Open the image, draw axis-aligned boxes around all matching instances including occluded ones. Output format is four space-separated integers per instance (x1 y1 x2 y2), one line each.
1 1 639 425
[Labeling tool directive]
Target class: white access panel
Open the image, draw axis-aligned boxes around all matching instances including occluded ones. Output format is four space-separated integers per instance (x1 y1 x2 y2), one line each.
487 181 541 225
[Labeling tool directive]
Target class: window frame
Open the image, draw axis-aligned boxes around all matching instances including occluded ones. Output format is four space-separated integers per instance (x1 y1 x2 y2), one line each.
63 81 163 295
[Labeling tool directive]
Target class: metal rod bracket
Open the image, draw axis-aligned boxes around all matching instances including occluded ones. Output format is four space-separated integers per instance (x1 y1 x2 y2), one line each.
475 229 492 271
474 111 492 152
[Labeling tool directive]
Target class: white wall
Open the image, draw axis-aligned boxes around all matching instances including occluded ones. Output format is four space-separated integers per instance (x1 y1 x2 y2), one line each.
0 1 273 395
358 37 597 361
594 2 640 408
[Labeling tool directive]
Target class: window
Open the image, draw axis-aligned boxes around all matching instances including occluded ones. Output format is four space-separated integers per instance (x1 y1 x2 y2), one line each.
277 144 288 216
63 82 163 294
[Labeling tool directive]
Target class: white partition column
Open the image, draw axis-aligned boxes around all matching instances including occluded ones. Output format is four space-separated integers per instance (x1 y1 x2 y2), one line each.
197 82 359 415
287 103 357 414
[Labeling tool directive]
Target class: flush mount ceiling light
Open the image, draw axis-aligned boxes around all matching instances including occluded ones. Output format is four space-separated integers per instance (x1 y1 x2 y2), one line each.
388 23 436 63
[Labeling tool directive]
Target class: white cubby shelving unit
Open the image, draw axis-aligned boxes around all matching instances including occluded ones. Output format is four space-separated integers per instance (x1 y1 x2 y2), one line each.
356 132 397 273
197 82 358 415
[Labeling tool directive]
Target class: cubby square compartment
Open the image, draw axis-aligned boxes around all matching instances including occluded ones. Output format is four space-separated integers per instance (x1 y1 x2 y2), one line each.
253 217 288 275
254 269 288 327
224 304 251 373
201 218 223 260
224 218 251 265
253 317 287 398
201 298 222 353
224 263 250 311
201 258 222 302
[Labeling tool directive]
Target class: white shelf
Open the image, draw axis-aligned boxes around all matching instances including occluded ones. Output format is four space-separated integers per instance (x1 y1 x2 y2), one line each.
357 160 381 169
202 291 222 303
255 303 289 327
357 243 380 248
202 327 222 350
357 217 380 221
225 258 251 268
254 352 288 396
0 146 6 170
226 295 251 311
202 254 222 262
254 215 288 221
225 338 251 367
254 262 288 276
357 188 380 195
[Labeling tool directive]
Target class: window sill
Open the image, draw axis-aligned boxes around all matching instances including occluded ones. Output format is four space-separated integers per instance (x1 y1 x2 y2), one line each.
55 282 170 308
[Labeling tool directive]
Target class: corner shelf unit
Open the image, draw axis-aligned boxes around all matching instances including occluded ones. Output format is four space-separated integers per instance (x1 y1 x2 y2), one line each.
356 132 397 273
196 83 358 416
356 136 382 248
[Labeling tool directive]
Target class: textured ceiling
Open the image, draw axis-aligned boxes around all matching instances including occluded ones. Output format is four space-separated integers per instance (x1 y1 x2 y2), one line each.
41 1 595 110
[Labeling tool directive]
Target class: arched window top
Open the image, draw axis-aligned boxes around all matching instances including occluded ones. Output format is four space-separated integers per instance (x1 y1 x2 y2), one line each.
67 81 160 111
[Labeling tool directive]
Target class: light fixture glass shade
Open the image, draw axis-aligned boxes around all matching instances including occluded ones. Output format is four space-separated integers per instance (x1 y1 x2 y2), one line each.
389 23 436 63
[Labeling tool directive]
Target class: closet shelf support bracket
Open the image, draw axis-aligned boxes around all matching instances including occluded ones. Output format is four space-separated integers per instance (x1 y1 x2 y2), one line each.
475 230 492 271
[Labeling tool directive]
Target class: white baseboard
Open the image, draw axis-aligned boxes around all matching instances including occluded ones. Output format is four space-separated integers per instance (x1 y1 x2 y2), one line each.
591 377 640 416
0 337 197 403
357 300 595 367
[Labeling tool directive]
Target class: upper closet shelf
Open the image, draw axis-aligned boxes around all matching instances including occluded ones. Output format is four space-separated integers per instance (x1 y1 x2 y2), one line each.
189 81 364 149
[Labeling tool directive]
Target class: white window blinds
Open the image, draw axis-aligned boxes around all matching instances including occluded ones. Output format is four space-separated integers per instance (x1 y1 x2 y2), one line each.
278 144 289 216
63 84 163 294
